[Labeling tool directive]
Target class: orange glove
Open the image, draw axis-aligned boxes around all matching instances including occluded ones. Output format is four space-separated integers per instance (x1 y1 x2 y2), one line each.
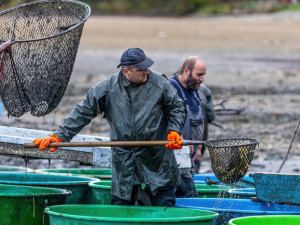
165 130 182 149
33 134 63 152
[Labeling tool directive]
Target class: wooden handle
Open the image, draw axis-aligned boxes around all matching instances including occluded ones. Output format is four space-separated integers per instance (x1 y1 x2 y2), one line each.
24 140 204 148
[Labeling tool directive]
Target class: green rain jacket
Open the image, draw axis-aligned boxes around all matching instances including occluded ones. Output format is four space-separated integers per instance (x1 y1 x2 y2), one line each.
54 70 185 200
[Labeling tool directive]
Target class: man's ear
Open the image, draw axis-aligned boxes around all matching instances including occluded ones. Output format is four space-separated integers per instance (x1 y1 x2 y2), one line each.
122 67 128 75
183 67 189 77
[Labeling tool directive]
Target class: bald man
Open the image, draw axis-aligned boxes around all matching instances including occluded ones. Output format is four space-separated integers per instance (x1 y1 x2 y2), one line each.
169 56 206 197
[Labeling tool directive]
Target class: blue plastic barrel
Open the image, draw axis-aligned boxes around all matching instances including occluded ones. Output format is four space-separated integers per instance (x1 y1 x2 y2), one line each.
194 174 219 182
237 176 255 188
193 174 254 188
175 198 300 225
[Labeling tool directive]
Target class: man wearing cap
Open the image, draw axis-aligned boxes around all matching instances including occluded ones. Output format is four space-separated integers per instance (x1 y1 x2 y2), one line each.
33 48 185 207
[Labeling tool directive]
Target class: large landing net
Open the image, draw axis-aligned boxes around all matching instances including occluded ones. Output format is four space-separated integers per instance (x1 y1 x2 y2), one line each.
206 138 259 184
0 0 90 117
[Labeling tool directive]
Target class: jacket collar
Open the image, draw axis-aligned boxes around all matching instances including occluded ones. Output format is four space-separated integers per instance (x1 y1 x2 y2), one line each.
120 70 151 87
120 70 131 87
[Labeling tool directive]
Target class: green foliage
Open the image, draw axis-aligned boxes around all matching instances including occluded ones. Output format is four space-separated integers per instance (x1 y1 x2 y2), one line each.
198 4 231 15
273 2 300 12
1 0 300 16
83 0 212 16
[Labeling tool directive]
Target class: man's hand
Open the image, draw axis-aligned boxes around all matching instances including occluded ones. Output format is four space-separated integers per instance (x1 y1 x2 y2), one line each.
33 134 63 152
189 145 194 154
165 130 182 149
194 144 203 163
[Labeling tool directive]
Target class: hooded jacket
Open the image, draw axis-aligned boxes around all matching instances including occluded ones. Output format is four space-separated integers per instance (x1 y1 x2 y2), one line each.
54 69 185 200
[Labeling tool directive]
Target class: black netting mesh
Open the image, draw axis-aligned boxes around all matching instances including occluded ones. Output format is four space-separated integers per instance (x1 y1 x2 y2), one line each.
206 138 259 184
0 0 90 117
0 0 4 8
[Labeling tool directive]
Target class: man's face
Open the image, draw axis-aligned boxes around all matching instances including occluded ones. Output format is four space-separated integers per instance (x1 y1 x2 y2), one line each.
185 61 206 91
123 66 149 84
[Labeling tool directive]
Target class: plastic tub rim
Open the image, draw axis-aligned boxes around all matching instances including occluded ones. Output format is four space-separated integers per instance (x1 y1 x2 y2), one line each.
196 184 229 194
35 168 112 179
228 215 300 225
0 180 94 186
196 189 220 193
34 170 97 179
227 188 256 195
88 180 111 190
176 204 300 215
0 166 34 172
0 172 99 186
0 183 72 197
175 198 300 215
45 205 219 222
35 168 112 173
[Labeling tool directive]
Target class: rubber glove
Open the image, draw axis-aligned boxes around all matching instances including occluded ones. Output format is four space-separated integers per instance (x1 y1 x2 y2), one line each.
165 130 182 149
33 134 63 152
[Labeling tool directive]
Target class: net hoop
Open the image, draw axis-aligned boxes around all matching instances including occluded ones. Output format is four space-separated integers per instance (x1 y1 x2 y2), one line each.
205 138 259 184
0 0 91 43
205 138 259 149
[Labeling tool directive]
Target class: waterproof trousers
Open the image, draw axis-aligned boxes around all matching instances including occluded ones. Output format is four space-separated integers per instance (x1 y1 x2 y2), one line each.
111 185 176 207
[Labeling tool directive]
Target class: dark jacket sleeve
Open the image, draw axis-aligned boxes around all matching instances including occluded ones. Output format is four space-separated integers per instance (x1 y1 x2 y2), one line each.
203 85 215 123
54 80 108 142
162 75 185 134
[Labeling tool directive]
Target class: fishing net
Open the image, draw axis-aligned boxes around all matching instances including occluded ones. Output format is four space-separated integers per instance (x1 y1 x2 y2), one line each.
206 138 259 184
0 0 5 8
0 0 90 117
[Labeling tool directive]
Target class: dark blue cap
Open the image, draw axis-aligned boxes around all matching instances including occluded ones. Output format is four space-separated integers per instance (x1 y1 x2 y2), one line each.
117 48 154 69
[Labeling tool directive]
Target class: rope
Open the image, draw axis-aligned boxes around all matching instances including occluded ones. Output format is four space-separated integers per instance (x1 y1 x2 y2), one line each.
277 119 300 173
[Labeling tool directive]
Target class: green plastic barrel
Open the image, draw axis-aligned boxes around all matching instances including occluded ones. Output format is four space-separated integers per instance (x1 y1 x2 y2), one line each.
0 183 71 225
88 180 111 204
45 205 218 225
88 182 225 204
195 184 229 198
228 215 300 225
0 172 98 204
0 166 33 173
35 168 112 180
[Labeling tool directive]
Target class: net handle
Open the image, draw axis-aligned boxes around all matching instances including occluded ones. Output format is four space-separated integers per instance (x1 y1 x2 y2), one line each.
0 40 15 54
24 140 205 148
